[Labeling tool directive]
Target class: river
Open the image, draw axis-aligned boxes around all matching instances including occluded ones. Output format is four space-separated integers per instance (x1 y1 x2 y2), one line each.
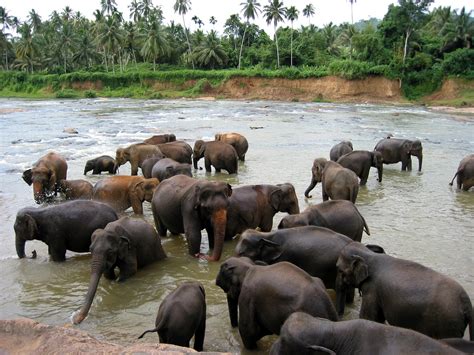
0 98 473 353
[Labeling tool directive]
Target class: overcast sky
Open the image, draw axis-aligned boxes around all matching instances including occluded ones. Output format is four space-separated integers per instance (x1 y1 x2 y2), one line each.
2 0 473 35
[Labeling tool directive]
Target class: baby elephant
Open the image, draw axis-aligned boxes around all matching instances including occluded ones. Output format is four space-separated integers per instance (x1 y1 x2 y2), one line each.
84 155 117 175
151 158 192 181
59 179 93 200
138 282 206 351
449 153 474 191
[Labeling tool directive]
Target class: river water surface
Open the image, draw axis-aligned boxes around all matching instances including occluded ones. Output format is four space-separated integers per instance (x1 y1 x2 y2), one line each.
0 98 473 353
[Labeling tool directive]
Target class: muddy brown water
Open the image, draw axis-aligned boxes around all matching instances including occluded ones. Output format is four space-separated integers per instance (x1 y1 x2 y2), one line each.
0 98 473 353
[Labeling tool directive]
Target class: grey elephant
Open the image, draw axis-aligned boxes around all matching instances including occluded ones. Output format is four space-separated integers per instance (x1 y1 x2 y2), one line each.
14 200 117 261
72 217 167 324
59 179 93 200
138 281 206 351
329 141 353 161
115 143 164 175
225 183 300 240
337 150 384 185
215 257 338 349
215 132 249 161
193 140 238 174
141 157 163 178
449 154 474 191
304 158 359 203
84 155 117 175
151 158 192 181
374 137 423 171
270 312 462 355
278 200 369 242
336 242 473 339
157 141 193 164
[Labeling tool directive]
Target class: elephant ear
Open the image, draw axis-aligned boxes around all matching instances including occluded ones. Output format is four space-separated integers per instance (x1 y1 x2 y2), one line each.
22 169 33 185
403 141 412 155
118 235 131 260
351 255 369 286
23 214 38 239
259 238 282 262
133 181 146 201
269 188 283 211
365 244 385 254
193 185 201 210
306 345 336 355
225 183 232 197
198 143 206 157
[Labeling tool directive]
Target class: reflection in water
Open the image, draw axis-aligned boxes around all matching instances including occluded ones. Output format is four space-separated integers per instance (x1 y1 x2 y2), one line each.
0 98 473 352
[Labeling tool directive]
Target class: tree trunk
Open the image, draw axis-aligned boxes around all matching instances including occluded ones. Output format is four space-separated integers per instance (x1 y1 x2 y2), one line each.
183 15 194 69
238 23 248 70
274 25 280 68
290 22 294 67
403 29 411 64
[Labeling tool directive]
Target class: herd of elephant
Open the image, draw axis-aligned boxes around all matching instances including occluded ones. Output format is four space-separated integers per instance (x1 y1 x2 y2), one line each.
14 130 474 353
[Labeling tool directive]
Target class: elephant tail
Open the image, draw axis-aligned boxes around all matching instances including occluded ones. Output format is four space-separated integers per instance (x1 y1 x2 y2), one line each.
449 171 460 186
469 308 473 341
138 327 160 339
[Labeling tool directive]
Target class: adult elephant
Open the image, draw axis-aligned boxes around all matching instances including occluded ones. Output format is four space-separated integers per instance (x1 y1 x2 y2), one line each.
304 158 359 203
115 143 164 176
215 257 338 349
193 140 238 174
374 137 423 171
14 200 117 261
270 312 462 355
449 154 474 191
141 157 163 178
151 158 192 181
337 150 384 185
215 132 249 161
143 134 176 145
157 141 193 164
225 183 300 240
336 242 473 339
72 217 166 324
329 141 353 162
59 179 93 200
138 281 206 351
92 176 159 214
84 155 117 175
151 175 232 261
278 200 370 242
22 152 68 204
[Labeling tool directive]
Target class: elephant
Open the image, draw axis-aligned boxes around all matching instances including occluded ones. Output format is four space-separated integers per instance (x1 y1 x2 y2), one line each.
440 338 474 353
336 242 473 339
22 152 68 204
193 140 238 174
151 175 232 261
14 200 118 261
337 150 384 185
215 132 249 161
215 257 338 349
304 158 359 203
151 158 192 181
278 200 370 242
329 141 353 162
143 134 176 145
72 217 166 324
374 137 423 171
138 281 206 351
225 183 300 240
270 312 462 355
59 179 93 200
141 157 163 178
84 155 117 175
157 141 193 164
92 176 159 214
115 143 164 176
449 154 474 191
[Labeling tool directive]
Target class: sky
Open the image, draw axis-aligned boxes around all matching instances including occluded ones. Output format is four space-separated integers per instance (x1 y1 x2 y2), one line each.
2 0 473 35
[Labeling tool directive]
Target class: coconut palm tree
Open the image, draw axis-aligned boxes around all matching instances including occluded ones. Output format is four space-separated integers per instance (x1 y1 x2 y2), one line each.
14 24 38 73
238 0 261 69
193 30 227 69
97 15 124 73
348 0 356 25
139 0 154 21
28 9 42 33
174 0 194 68
140 14 169 70
302 3 315 26
101 0 118 16
286 6 298 67
129 0 142 23
263 0 286 68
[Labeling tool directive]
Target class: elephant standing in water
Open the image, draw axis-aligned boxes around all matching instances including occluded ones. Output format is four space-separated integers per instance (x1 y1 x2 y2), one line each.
84 155 117 175
337 150 384 185
330 141 353 161
73 217 166 324
115 143 164 175
157 141 193 164
59 179 93 200
151 158 192 181
374 137 423 171
215 132 249 161
22 152 68 204
193 140 238 174
449 154 474 191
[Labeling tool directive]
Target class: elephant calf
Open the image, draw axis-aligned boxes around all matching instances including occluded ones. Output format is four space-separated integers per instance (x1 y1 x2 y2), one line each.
59 179 93 200
138 282 206 351
193 140 238 174
141 157 163 178
329 140 353 162
215 132 249 161
449 153 474 191
84 155 117 175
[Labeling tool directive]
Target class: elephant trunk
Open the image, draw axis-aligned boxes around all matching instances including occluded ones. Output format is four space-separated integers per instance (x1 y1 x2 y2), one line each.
16 234 26 259
193 157 199 170
208 209 227 261
227 295 238 327
335 271 346 316
304 176 317 198
377 165 383 183
33 181 44 204
417 154 423 172
449 171 459 186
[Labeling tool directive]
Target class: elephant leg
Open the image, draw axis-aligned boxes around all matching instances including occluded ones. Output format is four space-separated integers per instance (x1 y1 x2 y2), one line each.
104 267 116 280
345 286 355 303
49 243 67 262
93 168 100 174
322 189 329 201
153 215 168 237
359 294 385 323
131 162 139 175
259 217 273 232
116 258 138 282
457 175 463 190
240 154 245 162
360 166 370 185
204 159 212 172
238 297 262 350
193 314 206 351
206 227 214 250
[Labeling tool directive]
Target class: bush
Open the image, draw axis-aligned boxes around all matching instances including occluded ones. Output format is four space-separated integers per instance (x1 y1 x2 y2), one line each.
442 48 474 77
84 90 97 98
328 60 371 80
55 89 79 99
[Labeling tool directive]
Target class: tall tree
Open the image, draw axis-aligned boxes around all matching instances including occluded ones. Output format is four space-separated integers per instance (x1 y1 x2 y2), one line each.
263 0 286 68
101 0 118 16
286 6 298 67
28 9 42 33
129 0 142 23
174 0 194 68
239 0 261 69
348 0 356 25
302 3 315 26
97 15 124 73
193 30 228 69
140 14 169 70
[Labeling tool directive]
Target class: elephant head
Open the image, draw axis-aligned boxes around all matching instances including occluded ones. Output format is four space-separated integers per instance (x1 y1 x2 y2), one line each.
14 211 39 259
235 230 283 263
192 140 206 169
371 151 384 182
23 166 57 204
115 147 130 170
409 140 423 171
277 214 307 229
134 178 159 202
83 160 94 175
304 158 327 198
273 183 300 214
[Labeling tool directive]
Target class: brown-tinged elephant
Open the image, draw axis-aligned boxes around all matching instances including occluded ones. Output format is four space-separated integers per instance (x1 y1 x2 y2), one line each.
270 312 462 355
215 257 338 349
141 157 163 178
193 140 238 174
92 176 159 214
215 132 249 161
278 200 369 242
374 137 423 171
151 175 232 261
337 150 384 185
84 155 117 175
336 242 473 339
449 154 474 191
157 141 193 164
22 152 68 204
72 217 166 324
225 183 300 240
14 200 117 261
329 141 353 162
138 281 206 351
151 158 192 181
304 158 359 203
59 179 93 200
143 134 176 145
115 143 164 176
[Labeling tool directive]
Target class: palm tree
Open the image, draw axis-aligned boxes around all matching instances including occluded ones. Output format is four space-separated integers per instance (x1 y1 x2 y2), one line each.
209 16 217 28
174 0 194 68
62 6 73 21
101 0 118 16
192 30 227 69
139 0 154 21
286 6 298 67
28 9 42 33
337 23 356 59
140 14 169 70
238 0 261 69
302 3 315 26
263 0 286 68
348 0 356 25
15 24 38 73
129 0 141 23
97 16 124 73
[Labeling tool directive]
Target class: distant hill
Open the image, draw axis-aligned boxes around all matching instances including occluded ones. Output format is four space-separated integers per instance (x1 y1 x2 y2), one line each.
354 17 381 30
